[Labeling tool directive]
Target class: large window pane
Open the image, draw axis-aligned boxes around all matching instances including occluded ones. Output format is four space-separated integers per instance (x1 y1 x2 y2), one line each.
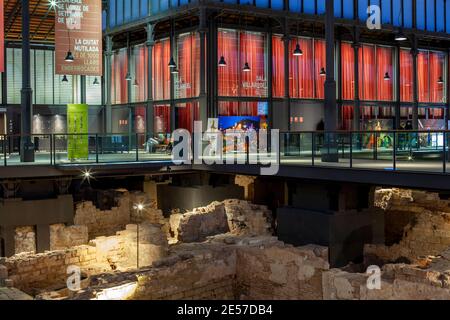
341 42 354 100
175 33 200 99
400 49 413 102
111 48 128 104
418 50 430 102
358 44 376 101
376 46 394 101
218 29 268 98
429 51 446 103
272 35 284 97
290 37 314 98
131 44 148 103
153 39 171 101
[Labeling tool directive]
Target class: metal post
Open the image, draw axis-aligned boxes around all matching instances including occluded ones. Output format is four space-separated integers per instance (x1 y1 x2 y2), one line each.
352 29 360 131
105 36 113 134
199 9 208 131
393 131 397 171
312 132 315 166
444 131 447 173
323 0 338 162
20 0 35 162
282 21 291 132
349 132 353 168
146 23 155 136
95 134 99 163
411 38 419 130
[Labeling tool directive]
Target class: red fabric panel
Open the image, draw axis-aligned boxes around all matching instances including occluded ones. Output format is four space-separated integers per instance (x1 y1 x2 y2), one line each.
153 39 171 101
290 37 314 98
314 40 326 99
133 44 148 102
176 33 200 99
418 50 430 103
111 49 128 104
241 32 267 97
218 101 258 116
400 49 413 102
341 105 354 130
218 30 239 96
358 44 376 100
154 105 170 134
429 51 445 103
341 42 355 100
376 46 393 101
272 35 284 98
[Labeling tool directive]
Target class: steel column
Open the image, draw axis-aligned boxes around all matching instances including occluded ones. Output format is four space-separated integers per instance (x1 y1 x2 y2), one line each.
20 0 34 162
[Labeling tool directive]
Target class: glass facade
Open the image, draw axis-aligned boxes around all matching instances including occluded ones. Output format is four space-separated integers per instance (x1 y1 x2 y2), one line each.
218 29 268 98
109 0 450 34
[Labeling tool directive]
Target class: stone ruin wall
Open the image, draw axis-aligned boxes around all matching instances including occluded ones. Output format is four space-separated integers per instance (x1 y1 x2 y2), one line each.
169 199 273 243
66 237 330 301
0 223 168 295
74 190 166 239
366 188 450 264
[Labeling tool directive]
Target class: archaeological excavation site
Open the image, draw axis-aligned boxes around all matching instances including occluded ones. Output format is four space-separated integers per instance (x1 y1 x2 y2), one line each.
2 172 450 301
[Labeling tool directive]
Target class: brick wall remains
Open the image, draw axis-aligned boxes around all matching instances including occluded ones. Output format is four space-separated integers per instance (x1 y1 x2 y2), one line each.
369 188 450 264
50 224 89 251
74 190 167 239
169 200 273 243
61 237 329 301
14 227 36 255
1 223 168 295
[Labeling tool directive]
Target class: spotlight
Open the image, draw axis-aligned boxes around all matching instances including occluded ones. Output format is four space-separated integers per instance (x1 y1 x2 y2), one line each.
62 75 69 83
125 72 132 81
384 72 391 81
134 203 145 211
293 44 303 56
171 68 179 74
65 51 74 62
438 77 444 84
243 62 251 72
93 77 100 86
81 169 94 184
218 56 227 67
319 68 326 77
395 31 407 41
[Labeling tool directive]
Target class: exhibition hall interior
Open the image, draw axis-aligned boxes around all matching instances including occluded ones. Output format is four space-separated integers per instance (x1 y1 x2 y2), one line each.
1 0 450 302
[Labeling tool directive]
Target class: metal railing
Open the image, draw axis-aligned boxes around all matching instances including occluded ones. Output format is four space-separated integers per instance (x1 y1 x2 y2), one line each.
0 130 449 174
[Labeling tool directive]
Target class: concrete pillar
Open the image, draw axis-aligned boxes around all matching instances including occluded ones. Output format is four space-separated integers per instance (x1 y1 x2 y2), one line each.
36 224 50 254
3 227 15 257
20 0 35 162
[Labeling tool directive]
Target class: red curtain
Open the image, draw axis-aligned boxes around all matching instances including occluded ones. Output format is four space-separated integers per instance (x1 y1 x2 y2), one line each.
240 31 267 97
153 39 171 101
111 49 128 104
376 46 393 101
341 105 354 130
418 50 429 103
218 101 258 116
358 44 376 100
429 51 445 103
272 35 284 97
314 40 326 99
176 102 199 132
176 33 200 99
341 42 354 100
400 49 413 102
218 29 239 96
154 105 170 134
290 37 314 98
133 44 148 102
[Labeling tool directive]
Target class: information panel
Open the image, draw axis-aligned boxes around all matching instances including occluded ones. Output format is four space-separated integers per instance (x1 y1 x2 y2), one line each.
67 104 89 160
55 0 102 76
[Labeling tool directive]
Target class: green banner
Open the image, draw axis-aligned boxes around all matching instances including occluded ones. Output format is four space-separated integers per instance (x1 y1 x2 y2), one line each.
67 104 89 160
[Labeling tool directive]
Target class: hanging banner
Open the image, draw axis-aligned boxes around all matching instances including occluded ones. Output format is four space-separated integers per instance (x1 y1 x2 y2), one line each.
67 104 89 160
55 0 102 76
0 0 4 73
